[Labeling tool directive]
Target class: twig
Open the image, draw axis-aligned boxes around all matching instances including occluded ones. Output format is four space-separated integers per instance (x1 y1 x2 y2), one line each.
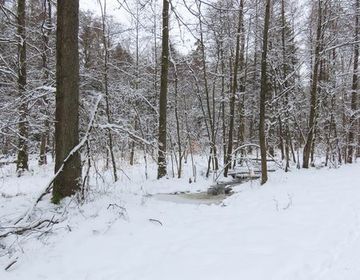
4 259 17 271
107 203 128 222
148 218 163 226
283 194 293 210
107 203 126 212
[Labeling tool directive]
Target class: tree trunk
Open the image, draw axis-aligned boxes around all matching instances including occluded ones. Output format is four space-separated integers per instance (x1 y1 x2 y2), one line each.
39 0 52 166
99 0 117 182
129 118 137 166
220 40 227 167
281 0 290 171
53 0 82 203
16 0 28 172
197 4 219 175
347 0 359 163
172 58 183 178
224 0 244 177
303 0 322 168
157 0 170 179
130 1 141 167
259 0 271 185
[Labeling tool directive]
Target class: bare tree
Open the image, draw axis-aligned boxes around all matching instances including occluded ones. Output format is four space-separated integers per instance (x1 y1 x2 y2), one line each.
347 0 360 163
157 0 170 179
16 0 28 172
224 0 245 177
98 0 118 181
39 0 53 166
259 0 272 185
303 0 323 168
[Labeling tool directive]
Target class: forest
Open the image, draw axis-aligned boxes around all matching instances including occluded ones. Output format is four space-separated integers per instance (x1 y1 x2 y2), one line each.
0 0 360 279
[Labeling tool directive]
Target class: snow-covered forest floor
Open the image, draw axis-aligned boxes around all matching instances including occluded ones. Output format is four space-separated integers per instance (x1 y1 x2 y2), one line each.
1 158 360 280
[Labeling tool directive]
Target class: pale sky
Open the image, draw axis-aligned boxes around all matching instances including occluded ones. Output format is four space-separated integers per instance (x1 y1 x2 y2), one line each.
80 0 131 23
79 0 309 58
80 0 198 54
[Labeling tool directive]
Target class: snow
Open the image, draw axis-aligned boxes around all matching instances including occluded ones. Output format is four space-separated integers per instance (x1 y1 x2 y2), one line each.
1 159 360 279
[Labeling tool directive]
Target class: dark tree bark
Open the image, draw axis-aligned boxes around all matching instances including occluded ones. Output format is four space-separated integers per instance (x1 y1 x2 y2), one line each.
157 0 170 179
347 0 360 163
303 0 323 168
16 0 28 172
259 0 271 185
53 0 81 203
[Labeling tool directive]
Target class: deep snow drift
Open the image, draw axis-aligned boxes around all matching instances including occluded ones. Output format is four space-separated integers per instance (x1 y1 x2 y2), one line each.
1 160 360 280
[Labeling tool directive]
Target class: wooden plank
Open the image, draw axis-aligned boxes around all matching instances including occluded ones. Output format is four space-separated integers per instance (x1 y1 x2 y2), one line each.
228 169 276 175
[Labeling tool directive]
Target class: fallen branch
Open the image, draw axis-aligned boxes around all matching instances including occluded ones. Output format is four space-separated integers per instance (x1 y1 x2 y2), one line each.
0 219 59 239
149 218 163 226
4 259 17 271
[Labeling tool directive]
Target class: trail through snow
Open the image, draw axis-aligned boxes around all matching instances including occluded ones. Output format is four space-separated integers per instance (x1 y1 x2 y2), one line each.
1 162 360 280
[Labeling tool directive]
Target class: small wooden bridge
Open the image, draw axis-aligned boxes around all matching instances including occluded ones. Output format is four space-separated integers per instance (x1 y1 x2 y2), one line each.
227 157 278 180
215 144 283 182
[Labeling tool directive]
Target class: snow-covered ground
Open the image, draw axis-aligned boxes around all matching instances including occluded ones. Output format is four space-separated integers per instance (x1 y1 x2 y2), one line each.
1 159 360 280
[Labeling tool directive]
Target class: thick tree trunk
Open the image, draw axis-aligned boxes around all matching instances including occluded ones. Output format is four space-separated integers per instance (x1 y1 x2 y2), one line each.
259 0 271 185
16 0 28 172
157 0 170 179
53 0 82 203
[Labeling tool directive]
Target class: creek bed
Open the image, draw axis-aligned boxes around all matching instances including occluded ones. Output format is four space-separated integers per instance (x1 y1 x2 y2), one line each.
153 192 230 205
